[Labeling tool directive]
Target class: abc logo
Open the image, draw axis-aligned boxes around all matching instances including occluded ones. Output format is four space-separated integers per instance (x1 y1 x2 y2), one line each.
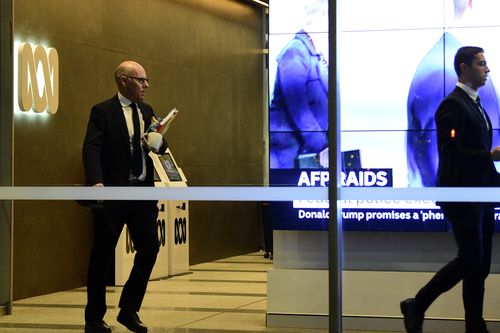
174 218 187 245
17 42 59 114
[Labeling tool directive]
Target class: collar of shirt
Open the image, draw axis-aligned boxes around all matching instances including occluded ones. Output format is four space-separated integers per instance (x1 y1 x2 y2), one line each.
117 91 144 137
456 82 478 101
118 92 133 108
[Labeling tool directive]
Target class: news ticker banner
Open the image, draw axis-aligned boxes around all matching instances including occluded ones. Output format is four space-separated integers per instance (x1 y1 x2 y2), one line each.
272 198 447 231
269 169 500 232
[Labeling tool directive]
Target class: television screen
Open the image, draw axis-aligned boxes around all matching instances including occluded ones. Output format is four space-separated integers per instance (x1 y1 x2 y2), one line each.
269 0 500 231
159 153 182 182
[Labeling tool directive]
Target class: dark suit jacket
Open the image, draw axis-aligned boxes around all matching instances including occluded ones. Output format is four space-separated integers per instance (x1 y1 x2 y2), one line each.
83 95 156 186
435 86 499 188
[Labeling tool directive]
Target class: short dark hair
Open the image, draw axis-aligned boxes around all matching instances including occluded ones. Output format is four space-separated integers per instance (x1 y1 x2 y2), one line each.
454 46 484 76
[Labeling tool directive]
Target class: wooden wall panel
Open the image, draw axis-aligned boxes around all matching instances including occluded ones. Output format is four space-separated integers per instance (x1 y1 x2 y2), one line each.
13 0 264 299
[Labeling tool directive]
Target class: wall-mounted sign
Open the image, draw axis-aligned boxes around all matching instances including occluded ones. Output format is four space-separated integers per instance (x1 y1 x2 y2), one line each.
17 42 59 114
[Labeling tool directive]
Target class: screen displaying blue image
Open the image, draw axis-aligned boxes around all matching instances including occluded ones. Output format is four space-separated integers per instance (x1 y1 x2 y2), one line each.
269 0 500 231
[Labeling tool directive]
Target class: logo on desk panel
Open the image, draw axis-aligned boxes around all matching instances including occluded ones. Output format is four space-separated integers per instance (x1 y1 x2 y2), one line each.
174 218 187 245
157 218 166 247
18 43 59 114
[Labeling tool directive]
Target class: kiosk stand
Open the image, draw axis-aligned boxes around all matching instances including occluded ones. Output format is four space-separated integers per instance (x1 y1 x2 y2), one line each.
150 149 189 276
114 148 189 286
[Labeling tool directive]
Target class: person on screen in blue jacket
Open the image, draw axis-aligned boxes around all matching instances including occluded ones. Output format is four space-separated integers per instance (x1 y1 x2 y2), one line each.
269 0 328 169
406 0 500 187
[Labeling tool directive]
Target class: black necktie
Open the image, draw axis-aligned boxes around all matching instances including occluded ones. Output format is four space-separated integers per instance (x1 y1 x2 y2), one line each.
130 103 143 177
475 96 489 129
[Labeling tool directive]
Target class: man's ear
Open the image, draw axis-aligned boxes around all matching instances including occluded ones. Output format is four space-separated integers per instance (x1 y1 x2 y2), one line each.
119 75 127 88
459 62 468 75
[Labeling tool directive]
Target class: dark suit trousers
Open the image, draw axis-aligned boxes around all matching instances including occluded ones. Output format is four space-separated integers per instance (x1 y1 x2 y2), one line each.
85 200 159 322
415 203 494 332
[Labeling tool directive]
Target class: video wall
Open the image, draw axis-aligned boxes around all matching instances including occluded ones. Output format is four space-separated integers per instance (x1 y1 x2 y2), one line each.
269 0 500 231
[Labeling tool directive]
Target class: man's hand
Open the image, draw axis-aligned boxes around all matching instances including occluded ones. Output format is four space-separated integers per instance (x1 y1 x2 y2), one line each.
143 132 163 153
491 146 500 161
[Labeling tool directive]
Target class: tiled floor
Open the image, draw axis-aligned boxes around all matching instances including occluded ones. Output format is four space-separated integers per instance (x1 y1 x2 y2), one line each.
0 253 394 332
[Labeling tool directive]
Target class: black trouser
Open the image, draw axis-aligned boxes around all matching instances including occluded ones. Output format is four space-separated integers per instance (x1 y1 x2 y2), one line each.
85 200 159 322
415 203 494 332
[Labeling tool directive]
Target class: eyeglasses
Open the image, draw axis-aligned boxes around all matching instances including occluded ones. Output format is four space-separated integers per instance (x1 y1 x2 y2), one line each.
125 76 150 85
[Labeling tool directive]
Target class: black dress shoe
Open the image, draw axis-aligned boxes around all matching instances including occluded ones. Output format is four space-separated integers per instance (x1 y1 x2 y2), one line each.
400 298 424 333
84 320 111 333
117 309 148 333
465 320 489 333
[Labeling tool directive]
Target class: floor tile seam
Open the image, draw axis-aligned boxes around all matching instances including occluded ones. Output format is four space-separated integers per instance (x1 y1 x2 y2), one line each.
0 322 82 329
211 261 273 265
173 273 268 278
0 323 267 333
188 262 271 268
11 303 267 314
164 329 327 333
154 278 267 283
55 289 266 297
216 253 262 257
0 323 329 333
189 269 269 273
154 329 285 333
186 269 268 273
70 280 267 289
173 308 238 330
165 279 267 284
233 297 268 312
12 303 83 309
192 264 272 268
144 290 267 297
70 281 267 292
141 306 266 314
175 304 271 330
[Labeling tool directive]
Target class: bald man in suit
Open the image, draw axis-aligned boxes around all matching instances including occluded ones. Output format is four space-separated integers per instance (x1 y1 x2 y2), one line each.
83 61 166 333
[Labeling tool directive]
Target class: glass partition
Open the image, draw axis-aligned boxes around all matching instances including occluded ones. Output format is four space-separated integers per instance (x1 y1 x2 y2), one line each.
0 0 13 316
339 1 500 332
12 0 500 331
